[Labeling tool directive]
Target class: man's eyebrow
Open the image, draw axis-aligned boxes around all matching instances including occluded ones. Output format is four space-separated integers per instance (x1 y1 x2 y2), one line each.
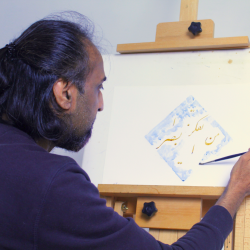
102 76 107 82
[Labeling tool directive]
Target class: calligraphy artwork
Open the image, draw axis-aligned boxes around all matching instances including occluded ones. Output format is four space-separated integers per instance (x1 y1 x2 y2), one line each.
145 96 231 181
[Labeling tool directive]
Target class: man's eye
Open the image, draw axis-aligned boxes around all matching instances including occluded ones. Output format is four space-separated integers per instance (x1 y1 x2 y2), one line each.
99 84 104 90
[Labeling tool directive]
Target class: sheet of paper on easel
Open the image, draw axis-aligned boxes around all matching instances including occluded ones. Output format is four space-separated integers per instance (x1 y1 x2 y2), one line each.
103 84 250 186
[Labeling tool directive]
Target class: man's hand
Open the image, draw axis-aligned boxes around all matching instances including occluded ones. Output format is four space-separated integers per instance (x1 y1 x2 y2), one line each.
216 149 250 218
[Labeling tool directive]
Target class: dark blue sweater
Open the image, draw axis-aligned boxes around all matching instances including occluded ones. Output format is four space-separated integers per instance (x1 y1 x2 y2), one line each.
0 123 233 249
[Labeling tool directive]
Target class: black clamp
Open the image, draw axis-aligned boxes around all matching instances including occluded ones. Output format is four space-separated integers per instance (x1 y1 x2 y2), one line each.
142 201 158 217
188 22 202 36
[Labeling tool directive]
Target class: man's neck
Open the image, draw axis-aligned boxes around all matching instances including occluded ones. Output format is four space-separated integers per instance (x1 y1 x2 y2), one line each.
36 138 55 152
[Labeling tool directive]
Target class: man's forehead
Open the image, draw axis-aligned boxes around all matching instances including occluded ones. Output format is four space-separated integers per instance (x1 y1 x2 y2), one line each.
86 43 101 63
85 46 105 84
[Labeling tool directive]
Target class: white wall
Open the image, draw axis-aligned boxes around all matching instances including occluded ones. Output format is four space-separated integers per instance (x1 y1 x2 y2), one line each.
1 0 250 185
3 1 250 54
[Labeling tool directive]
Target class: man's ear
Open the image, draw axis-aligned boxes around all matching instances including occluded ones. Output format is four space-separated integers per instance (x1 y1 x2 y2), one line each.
53 79 77 111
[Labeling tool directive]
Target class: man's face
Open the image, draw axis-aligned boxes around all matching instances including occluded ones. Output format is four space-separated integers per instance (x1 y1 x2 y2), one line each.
57 47 106 152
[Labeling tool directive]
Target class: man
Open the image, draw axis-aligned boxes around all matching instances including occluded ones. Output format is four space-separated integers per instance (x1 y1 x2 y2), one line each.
0 12 249 250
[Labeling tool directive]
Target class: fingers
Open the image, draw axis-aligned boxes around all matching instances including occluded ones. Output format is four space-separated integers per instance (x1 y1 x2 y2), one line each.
240 151 250 161
230 151 250 177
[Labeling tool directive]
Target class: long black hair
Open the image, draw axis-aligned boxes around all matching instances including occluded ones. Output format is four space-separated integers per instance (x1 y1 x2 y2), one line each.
0 12 95 142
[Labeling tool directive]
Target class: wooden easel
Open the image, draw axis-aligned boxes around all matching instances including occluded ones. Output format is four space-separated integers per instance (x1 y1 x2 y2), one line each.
117 0 249 53
99 1 250 249
99 184 250 249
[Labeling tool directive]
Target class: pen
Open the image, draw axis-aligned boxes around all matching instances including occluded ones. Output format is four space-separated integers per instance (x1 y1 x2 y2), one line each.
199 152 246 165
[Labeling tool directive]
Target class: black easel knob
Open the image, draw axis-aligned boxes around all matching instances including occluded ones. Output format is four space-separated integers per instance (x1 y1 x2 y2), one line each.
188 22 202 36
142 201 158 217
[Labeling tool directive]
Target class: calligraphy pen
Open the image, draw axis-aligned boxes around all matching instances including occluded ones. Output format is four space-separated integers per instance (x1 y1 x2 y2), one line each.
199 152 247 165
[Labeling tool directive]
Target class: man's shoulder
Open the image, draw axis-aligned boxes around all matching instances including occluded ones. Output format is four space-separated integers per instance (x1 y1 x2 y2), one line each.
0 122 32 142
0 122 88 181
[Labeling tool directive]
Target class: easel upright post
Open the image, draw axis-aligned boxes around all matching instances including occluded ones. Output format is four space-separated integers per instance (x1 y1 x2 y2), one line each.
179 0 199 21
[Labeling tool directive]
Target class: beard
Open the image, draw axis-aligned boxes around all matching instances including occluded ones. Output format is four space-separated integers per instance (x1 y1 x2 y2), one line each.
57 128 92 152
55 93 96 152
55 120 94 152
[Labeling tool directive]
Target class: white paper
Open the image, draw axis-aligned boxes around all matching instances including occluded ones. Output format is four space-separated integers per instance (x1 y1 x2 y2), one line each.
103 84 250 186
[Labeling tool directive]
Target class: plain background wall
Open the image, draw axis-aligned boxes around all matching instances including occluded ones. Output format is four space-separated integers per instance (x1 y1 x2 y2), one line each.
1 0 250 185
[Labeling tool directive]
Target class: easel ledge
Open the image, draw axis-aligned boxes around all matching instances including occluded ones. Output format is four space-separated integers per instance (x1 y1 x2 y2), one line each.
98 184 249 249
98 184 224 198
